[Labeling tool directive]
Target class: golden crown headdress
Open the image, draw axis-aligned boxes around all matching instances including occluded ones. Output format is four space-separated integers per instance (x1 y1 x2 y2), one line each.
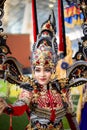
31 10 58 68
32 44 55 68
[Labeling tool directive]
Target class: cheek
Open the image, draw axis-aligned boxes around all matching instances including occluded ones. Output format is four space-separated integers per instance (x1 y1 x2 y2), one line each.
46 73 51 79
33 72 39 80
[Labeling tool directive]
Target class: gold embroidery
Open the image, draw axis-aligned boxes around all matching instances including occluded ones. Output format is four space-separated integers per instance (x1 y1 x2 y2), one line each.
26 121 63 130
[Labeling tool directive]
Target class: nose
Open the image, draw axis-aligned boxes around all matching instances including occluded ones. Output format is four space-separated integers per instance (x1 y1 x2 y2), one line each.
40 70 45 77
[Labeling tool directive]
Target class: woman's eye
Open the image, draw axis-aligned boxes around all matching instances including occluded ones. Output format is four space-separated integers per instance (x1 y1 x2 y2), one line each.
45 68 51 72
35 69 40 72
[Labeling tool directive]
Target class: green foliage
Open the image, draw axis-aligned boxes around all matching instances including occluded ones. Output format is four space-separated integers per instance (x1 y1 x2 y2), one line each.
0 113 29 130
0 80 7 97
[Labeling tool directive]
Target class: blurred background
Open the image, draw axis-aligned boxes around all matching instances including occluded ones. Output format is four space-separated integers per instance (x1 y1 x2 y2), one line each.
1 0 84 72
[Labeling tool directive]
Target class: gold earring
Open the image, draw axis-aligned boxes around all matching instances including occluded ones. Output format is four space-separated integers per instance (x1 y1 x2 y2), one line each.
32 70 35 79
50 71 56 80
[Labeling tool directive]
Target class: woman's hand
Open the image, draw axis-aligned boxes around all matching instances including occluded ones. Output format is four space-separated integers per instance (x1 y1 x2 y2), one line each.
0 97 8 115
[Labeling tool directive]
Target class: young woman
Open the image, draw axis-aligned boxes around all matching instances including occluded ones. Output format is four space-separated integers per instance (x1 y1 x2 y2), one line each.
0 43 80 130
0 9 86 130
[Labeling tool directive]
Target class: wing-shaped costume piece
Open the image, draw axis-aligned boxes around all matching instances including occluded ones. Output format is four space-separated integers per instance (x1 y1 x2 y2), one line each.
66 60 87 87
67 21 87 88
2 57 23 85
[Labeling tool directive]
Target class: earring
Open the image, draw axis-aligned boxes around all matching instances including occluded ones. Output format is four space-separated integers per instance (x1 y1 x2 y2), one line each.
32 70 35 79
50 70 56 80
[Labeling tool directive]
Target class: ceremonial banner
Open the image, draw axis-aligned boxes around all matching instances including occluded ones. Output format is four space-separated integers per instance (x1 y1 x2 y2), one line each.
64 5 84 28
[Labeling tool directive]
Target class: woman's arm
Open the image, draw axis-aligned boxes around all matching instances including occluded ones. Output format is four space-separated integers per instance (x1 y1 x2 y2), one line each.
4 100 29 116
2 89 32 116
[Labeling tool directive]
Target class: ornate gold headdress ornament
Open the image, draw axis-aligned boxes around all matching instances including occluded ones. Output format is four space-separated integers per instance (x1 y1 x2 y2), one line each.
32 44 55 69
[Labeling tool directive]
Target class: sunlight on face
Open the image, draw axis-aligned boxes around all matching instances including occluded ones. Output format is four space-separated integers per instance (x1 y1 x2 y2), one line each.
34 66 52 86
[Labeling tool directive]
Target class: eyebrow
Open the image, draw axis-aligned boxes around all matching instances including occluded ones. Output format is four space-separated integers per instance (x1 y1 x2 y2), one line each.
35 67 41 69
35 66 52 70
34 67 41 71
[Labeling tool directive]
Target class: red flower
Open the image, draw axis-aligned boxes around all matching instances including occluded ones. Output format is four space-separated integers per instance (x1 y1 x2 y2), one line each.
36 60 40 65
46 23 50 29
45 60 49 65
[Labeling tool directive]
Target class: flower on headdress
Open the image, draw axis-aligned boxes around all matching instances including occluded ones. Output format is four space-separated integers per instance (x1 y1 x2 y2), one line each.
36 60 40 65
45 22 51 29
61 62 69 69
45 60 49 65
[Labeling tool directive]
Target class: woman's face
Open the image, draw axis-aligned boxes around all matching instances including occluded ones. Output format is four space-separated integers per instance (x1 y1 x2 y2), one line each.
34 65 52 86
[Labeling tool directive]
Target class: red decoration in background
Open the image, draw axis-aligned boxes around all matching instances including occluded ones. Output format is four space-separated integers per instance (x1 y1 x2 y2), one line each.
32 0 38 43
58 0 63 51
58 0 66 58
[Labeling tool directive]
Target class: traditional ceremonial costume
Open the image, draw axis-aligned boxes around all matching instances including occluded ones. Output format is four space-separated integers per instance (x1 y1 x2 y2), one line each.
4 45 78 130
3 9 81 130
0 1 87 130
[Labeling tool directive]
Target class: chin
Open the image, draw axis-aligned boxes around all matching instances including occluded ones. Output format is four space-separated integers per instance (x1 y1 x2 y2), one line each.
39 81 48 86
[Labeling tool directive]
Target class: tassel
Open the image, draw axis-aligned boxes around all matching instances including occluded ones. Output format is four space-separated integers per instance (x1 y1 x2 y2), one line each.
9 126 13 130
47 89 56 122
32 0 38 43
9 114 13 130
50 109 56 122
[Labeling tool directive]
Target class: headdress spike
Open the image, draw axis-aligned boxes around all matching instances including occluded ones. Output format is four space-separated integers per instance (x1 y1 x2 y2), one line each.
31 9 58 68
